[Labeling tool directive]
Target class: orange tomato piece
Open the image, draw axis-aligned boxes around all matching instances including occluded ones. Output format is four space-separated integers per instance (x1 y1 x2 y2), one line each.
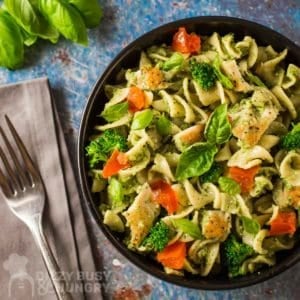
157 241 186 270
188 32 201 53
172 27 201 54
150 180 178 214
269 211 297 236
228 166 260 193
102 149 130 178
127 86 145 112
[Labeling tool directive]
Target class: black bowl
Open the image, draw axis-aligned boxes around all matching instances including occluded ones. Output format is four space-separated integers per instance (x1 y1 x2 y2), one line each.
77 16 300 290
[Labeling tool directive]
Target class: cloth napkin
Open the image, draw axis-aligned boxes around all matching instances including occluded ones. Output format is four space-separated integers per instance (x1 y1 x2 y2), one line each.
0 78 103 300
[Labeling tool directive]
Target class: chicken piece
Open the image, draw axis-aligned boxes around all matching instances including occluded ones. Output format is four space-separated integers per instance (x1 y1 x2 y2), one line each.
288 187 300 208
222 60 251 92
138 66 164 90
123 183 160 248
174 124 204 151
229 88 279 147
202 210 231 241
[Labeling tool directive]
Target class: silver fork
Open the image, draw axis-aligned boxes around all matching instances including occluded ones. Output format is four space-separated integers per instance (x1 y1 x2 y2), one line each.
0 115 72 300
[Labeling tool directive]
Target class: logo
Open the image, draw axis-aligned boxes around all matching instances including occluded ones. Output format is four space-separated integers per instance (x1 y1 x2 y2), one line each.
3 253 34 298
3 253 106 299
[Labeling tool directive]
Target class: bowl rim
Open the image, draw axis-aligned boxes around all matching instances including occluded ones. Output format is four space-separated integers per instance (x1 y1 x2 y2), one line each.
77 15 300 290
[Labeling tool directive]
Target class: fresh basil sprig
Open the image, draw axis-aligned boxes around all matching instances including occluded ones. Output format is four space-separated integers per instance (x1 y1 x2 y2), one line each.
0 10 24 69
172 218 202 239
176 104 231 181
4 0 59 43
67 0 103 28
0 0 103 69
176 142 218 180
240 216 260 235
218 176 241 195
131 109 153 130
204 103 231 145
101 102 129 122
156 114 171 136
39 0 88 46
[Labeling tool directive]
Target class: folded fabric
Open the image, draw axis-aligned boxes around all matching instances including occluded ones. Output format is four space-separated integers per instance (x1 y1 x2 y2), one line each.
0 78 103 300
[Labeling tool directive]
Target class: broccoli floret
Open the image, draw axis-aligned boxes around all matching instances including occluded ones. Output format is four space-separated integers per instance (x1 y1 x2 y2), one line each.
86 129 128 168
223 234 254 277
142 221 170 252
280 123 300 150
190 60 217 90
200 162 224 183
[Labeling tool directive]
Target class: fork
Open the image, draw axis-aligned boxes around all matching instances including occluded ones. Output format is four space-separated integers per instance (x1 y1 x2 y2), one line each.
0 115 72 300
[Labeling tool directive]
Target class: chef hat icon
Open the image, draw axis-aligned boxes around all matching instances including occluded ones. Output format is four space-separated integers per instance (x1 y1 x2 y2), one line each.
3 253 29 277
3 253 34 297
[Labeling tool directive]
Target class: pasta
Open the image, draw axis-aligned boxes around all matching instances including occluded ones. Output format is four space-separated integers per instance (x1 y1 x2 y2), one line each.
86 27 300 279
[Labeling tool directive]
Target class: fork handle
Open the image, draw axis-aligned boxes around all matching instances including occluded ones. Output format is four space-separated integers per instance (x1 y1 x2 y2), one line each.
29 215 72 300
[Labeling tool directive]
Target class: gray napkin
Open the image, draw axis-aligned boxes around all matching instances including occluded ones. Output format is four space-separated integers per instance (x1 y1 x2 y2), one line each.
0 78 103 300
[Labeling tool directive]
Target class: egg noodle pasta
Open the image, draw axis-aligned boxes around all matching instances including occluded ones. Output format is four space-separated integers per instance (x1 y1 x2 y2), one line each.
86 27 300 278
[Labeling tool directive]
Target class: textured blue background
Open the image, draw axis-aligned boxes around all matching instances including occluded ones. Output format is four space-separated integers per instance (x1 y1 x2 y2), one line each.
1 1 300 299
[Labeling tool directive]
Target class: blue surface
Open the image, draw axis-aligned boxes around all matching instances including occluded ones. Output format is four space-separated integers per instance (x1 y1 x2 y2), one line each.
1 1 300 299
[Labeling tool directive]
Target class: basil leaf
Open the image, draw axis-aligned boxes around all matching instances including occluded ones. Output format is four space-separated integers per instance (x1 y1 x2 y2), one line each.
4 0 59 43
156 115 171 136
212 56 234 89
162 52 184 71
67 0 103 28
205 104 231 145
101 102 129 122
241 216 260 235
172 218 202 239
21 29 38 46
131 109 153 130
0 11 24 69
107 178 124 210
38 0 88 46
176 142 218 180
218 176 241 195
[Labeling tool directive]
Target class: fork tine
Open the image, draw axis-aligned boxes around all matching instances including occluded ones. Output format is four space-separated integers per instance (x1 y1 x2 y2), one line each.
0 125 30 188
0 144 20 193
5 115 40 180
0 163 12 196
